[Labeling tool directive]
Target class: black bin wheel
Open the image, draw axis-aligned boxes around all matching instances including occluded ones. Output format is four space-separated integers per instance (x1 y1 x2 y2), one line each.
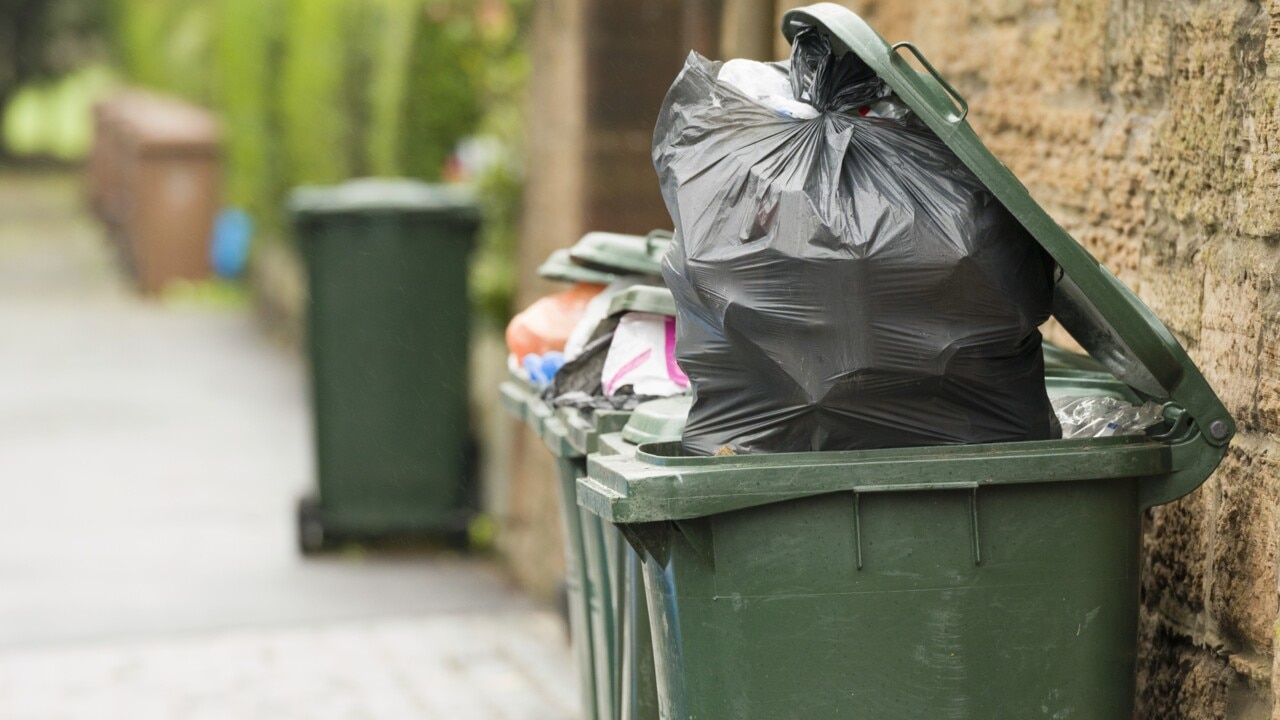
296 497 333 556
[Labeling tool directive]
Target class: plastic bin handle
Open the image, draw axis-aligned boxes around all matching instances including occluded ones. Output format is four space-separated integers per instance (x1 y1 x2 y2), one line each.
890 42 967 123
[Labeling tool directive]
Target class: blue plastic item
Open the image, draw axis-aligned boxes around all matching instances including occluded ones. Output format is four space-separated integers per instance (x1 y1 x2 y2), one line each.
523 352 566 385
210 208 253 278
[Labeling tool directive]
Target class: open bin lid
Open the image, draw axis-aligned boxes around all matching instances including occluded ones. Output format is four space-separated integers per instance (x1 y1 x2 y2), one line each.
537 248 618 285
289 178 480 222
1042 340 1110 375
606 285 677 318
781 3 1234 450
570 230 673 276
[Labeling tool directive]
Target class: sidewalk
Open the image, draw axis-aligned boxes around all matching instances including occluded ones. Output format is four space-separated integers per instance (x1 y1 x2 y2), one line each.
0 170 576 719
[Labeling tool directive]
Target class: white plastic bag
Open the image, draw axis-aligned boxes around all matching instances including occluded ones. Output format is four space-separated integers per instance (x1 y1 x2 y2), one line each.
563 277 644 361
717 57 911 121
601 312 689 399
718 59 820 120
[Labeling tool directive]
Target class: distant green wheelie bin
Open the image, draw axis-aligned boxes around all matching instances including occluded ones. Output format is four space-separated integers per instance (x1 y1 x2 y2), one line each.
587 396 693 720
292 178 480 553
577 6 1235 718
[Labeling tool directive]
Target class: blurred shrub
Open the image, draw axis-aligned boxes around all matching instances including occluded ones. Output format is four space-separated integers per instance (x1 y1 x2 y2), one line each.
108 0 528 323
279 0 351 185
364 0 417 176
3 64 114 159
0 0 109 114
0 0 111 159
212 0 280 224
401 1 483 181
469 0 529 325
112 0 212 102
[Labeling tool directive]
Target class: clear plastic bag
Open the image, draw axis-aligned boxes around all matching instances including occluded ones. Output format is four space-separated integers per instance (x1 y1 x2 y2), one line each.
1052 396 1165 438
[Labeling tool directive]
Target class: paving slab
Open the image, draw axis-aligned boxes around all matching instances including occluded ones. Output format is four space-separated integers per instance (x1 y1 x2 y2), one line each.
0 613 577 720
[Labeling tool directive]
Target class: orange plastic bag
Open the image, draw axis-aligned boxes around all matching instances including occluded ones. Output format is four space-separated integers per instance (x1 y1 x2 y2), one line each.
506 283 604 359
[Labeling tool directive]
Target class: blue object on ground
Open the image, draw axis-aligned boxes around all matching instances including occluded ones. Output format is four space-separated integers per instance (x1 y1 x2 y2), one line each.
211 208 253 278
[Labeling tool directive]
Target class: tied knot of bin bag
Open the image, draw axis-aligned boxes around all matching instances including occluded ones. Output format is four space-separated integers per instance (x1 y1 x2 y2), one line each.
655 27 1057 455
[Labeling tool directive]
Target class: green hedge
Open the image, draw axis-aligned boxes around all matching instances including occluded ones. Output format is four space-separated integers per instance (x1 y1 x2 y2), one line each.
212 0 279 221
109 0 528 322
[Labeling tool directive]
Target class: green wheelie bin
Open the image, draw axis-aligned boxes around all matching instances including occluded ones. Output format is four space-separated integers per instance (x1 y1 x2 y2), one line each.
592 396 694 720
577 6 1236 718
541 286 680 720
499 235 672 720
292 178 480 553
586 372 1145 720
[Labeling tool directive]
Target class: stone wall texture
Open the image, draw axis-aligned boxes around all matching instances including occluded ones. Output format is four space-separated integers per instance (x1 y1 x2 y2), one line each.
514 0 1280 715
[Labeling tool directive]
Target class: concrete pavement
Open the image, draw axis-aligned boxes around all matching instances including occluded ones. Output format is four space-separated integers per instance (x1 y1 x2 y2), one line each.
0 170 576 719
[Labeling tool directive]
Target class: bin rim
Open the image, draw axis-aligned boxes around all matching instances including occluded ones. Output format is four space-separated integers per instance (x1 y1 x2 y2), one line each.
561 406 634 456
580 406 1219 523
289 178 480 220
779 4 1233 455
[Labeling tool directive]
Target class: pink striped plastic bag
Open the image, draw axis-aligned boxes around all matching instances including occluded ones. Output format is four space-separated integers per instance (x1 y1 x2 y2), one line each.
601 312 689 399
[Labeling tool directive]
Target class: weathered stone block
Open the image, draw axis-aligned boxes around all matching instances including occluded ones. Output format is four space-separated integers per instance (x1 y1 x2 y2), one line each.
1137 222 1205 347
1144 484 1212 614
1239 82 1280 238
1260 317 1280 435
1136 610 1232 720
1197 260 1264 429
1149 8 1250 231
1212 444 1279 655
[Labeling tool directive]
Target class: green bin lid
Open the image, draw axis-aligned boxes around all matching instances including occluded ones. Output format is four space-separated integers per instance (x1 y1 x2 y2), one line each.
607 285 677 318
1042 340 1109 375
569 230 672 276
621 395 693 445
781 4 1233 449
537 249 618 285
289 178 480 220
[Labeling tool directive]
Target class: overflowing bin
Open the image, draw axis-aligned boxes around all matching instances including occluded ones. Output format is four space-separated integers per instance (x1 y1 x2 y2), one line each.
541 285 677 720
576 5 1233 718
500 231 676 720
293 178 480 553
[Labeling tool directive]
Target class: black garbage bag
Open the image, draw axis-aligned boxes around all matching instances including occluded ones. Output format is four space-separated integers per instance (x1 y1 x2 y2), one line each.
541 316 649 412
655 27 1057 455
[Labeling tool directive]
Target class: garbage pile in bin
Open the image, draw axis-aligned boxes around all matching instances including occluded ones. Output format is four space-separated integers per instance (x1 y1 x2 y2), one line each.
500 229 690 720
506 230 688 411
653 24 1174 456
